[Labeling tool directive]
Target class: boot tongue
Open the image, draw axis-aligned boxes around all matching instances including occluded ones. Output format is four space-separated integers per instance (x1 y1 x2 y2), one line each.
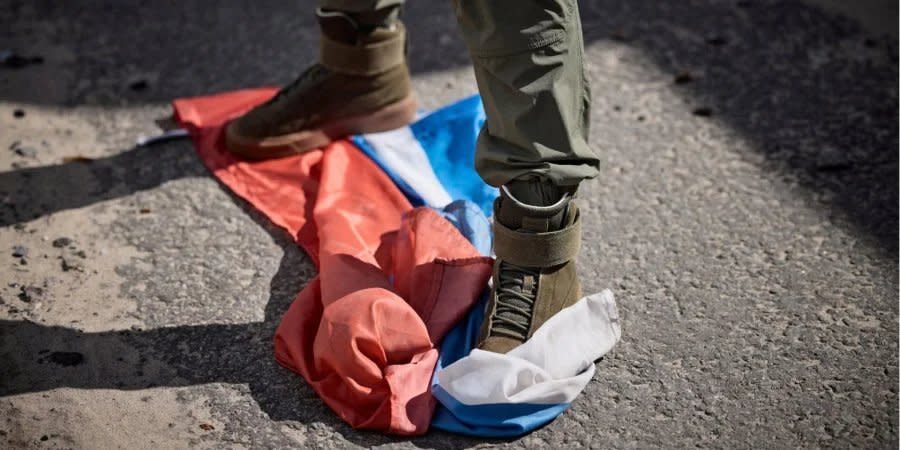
506 178 566 206
317 11 361 44
498 179 572 233
317 7 400 45
492 263 538 342
348 7 400 31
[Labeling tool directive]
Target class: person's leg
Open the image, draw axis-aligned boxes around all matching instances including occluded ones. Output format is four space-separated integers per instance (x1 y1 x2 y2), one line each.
225 0 413 159
453 0 598 188
452 0 599 353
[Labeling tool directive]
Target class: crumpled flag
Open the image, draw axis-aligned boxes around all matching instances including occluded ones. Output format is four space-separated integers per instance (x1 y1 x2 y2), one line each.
173 89 492 435
351 94 496 216
173 89 621 438
354 98 621 437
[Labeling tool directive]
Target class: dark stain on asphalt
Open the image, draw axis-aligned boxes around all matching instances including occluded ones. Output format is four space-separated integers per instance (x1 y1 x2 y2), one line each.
706 35 728 46
129 79 149 92
674 71 695 84
47 351 85 367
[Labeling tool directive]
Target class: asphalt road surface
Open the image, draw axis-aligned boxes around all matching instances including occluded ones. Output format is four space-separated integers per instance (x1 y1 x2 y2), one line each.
1 1 897 448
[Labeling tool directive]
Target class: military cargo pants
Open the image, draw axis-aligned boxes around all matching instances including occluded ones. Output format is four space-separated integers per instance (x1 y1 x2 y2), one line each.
320 0 599 188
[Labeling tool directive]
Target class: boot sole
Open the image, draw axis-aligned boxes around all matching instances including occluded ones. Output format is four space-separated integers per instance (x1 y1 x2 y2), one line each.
224 94 417 160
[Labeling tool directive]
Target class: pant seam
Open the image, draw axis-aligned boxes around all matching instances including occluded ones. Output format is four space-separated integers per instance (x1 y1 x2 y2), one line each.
466 29 568 59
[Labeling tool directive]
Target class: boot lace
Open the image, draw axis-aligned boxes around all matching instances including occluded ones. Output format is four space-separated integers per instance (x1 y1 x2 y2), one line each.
490 262 539 341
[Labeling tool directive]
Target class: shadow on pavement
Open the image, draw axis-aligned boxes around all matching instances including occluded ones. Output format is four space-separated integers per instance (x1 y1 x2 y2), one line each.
580 0 897 256
0 160 491 448
0 143 207 227
2 0 896 252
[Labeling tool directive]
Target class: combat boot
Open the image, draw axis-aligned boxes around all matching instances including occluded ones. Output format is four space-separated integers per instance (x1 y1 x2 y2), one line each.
225 7 415 159
477 179 584 353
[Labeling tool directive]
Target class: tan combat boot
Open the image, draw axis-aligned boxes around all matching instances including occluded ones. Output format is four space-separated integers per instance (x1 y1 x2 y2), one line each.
477 179 583 353
225 7 415 159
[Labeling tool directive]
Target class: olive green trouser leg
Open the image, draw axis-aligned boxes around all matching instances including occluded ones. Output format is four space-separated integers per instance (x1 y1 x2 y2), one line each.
452 0 598 188
320 0 598 188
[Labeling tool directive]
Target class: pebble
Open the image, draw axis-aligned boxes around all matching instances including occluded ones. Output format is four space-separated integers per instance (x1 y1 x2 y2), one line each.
692 107 713 117
61 257 83 272
52 237 73 248
14 146 37 158
18 285 43 302
674 71 695 84
129 79 149 91
12 245 28 257
0 50 44 68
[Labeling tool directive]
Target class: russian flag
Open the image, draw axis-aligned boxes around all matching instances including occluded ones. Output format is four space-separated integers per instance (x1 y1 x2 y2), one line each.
172 90 620 437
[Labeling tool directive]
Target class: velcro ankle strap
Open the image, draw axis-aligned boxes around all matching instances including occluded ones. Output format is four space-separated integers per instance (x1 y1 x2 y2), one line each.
320 26 405 76
493 212 581 267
